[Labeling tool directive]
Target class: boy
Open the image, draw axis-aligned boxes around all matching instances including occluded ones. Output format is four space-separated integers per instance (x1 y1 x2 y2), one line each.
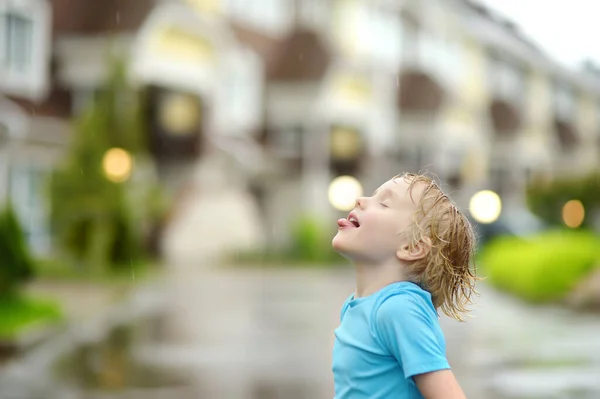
331 173 478 399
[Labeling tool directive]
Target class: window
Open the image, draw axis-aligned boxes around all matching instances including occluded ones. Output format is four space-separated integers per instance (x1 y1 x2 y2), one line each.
72 89 96 116
413 145 425 171
357 5 403 66
439 41 464 88
398 16 462 86
225 49 262 129
597 100 600 148
397 143 425 172
186 0 223 14
229 72 255 124
1 12 33 74
489 165 511 197
0 0 51 99
401 11 419 63
271 125 304 157
226 0 291 35
332 0 360 54
299 0 329 29
524 167 532 184
0 121 9 143
487 53 527 102
333 2 402 66
9 164 51 255
446 174 463 190
553 81 575 120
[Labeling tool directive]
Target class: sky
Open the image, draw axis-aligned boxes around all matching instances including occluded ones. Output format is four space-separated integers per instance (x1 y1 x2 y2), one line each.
475 0 599 69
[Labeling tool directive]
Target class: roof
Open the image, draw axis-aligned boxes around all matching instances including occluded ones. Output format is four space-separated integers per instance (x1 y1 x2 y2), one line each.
459 0 600 94
233 24 330 82
51 0 155 36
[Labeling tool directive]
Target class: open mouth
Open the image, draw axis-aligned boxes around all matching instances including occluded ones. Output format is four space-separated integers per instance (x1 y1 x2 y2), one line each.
347 212 360 228
337 212 360 230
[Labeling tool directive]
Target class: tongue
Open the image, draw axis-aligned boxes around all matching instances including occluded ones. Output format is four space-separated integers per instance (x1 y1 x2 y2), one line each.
337 218 355 228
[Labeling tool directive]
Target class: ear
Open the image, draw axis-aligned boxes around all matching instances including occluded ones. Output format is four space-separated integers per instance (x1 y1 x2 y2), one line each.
396 237 432 261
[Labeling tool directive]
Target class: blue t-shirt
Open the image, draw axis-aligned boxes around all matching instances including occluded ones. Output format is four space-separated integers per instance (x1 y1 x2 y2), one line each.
332 281 450 399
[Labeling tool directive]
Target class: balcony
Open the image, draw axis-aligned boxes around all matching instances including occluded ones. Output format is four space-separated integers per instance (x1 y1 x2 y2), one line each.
486 54 527 137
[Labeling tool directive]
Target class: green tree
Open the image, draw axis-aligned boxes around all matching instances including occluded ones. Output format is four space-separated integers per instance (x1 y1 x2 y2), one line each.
0 204 34 298
48 57 151 272
527 172 600 229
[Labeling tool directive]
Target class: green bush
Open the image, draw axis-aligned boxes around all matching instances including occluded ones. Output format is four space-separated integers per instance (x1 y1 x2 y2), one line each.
480 230 600 302
527 172 600 228
33 257 151 283
0 296 62 339
288 215 343 264
227 215 344 267
0 204 35 298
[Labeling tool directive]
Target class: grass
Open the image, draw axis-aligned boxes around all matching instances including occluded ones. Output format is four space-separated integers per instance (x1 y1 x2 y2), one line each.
228 214 348 269
223 248 346 268
479 229 600 303
0 258 158 341
0 295 63 340
34 258 158 284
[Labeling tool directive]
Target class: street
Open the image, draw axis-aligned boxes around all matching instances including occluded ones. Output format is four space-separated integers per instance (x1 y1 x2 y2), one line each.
2 264 600 399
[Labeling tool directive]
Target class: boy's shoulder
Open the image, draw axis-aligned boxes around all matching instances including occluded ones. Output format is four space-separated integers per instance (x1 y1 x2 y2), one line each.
339 282 436 323
371 283 440 343
373 282 438 326
339 293 354 321
374 281 434 311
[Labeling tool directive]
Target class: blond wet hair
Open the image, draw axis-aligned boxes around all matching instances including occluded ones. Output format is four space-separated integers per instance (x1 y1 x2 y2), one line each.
396 172 479 321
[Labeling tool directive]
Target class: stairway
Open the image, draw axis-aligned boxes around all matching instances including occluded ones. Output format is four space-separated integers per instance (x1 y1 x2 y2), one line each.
160 152 266 266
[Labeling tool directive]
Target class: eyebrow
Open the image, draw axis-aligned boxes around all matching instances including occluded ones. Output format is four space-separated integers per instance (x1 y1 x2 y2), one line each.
373 187 400 202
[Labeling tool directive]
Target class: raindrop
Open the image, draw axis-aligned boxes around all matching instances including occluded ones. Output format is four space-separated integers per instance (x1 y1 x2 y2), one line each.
80 168 83 175
131 259 135 281
396 75 399 87
116 12 120 24
299 53 303 61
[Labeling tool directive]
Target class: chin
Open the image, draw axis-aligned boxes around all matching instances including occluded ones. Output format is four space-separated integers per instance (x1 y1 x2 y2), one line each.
331 234 355 260
331 232 345 251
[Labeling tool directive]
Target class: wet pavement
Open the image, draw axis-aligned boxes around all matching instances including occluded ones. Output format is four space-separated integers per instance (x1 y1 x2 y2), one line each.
449 285 600 399
2 264 600 398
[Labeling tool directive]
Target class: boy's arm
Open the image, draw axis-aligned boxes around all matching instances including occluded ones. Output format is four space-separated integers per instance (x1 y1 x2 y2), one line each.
414 369 467 399
376 293 465 397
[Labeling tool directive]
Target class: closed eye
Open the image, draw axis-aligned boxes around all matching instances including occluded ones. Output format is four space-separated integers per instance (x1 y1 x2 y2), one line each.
380 202 389 208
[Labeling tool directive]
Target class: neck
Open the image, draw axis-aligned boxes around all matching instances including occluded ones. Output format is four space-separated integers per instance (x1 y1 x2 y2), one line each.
354 259 407 298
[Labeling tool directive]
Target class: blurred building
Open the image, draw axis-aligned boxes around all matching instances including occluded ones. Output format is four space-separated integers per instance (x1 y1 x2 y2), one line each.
1 0 599 257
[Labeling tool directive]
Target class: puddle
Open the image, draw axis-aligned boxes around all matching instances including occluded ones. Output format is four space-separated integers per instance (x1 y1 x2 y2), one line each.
0 308 326 398
54 316 194 392
0 311 201 399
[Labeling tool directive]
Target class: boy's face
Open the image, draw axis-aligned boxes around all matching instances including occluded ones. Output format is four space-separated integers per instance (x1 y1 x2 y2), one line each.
332 176 421 263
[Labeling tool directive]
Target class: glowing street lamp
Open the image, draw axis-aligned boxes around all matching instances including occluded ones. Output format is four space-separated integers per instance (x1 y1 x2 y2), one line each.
102 148 133 183
469 190 502 224
328 176 363 211
562 200 585 228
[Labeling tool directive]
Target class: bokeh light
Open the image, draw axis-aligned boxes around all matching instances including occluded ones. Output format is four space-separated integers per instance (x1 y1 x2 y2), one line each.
102 148 133 183
328 175 363 211
469 190 502 224
330 126 361 160
159 92 201 135
562 200 585 228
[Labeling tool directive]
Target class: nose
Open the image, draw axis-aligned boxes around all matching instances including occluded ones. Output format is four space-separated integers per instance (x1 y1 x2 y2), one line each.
356 197 366 209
